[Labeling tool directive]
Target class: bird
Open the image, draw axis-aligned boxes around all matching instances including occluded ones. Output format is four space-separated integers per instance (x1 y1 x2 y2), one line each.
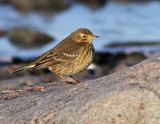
12 28 99 84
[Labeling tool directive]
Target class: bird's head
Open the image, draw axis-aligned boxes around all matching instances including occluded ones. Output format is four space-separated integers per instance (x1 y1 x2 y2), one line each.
70 28 98 44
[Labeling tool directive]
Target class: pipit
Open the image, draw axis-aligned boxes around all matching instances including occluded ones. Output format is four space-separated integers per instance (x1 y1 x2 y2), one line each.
12 28 98 84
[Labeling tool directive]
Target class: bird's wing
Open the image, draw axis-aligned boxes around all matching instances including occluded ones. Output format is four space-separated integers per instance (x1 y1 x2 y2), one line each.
29 37 84 69
54 52 79 61
30 47 81 69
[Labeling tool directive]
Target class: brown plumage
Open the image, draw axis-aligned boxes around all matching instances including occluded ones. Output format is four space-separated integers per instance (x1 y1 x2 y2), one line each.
12 28 98 84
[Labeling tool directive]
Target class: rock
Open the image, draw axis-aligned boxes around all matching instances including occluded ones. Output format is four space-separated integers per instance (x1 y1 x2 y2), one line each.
116 52 147 65
94 51 147 74
94 52 115 66
0 0 10 4
9 28 54 49
87 63 110 76
113 0 152 3
0 55 160 123
75 0 108 10
109 62 131 74
0 64 49 81
9 0 70 11
0 76 43 89
0 29 6 37
106 41 160 47
0 65 17 80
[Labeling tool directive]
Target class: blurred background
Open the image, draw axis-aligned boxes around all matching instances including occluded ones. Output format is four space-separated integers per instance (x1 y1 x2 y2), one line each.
0 0 160 89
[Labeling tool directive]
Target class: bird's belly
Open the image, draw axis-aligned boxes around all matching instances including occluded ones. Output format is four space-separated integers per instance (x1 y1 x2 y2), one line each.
71 56 92 74
49 52 93 75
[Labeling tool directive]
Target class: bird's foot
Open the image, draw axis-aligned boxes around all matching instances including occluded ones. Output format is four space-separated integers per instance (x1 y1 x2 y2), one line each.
61 81 80 85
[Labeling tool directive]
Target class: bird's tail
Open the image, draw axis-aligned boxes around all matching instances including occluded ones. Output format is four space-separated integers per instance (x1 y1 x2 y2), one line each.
11 65 35 74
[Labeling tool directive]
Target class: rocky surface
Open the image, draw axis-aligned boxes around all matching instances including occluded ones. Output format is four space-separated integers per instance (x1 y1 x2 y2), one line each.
0 76 42 90
0 55 160 123
9 28 54 49
9 0 70 11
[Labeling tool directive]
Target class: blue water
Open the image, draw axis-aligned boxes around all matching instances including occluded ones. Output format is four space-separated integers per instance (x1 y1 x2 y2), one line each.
0 1 160 59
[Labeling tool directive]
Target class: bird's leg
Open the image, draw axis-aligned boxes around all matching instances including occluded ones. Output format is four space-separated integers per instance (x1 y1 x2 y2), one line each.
69 75 80 84
60 75 80 85
60 75 73 85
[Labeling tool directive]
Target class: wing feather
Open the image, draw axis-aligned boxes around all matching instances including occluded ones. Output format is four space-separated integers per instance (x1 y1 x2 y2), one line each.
31 49 81 69
29 38 83 69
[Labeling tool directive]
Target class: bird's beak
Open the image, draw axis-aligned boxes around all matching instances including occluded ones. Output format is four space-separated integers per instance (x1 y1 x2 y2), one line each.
90 35 99 39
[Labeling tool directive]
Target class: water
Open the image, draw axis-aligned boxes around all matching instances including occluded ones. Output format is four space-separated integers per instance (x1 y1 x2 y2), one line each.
0 1 160 59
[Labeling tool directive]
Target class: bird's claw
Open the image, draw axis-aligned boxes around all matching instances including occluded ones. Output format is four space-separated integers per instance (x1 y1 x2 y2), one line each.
61 81 80 85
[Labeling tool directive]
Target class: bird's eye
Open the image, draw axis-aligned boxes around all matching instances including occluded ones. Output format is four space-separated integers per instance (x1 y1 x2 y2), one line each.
83 35 86 38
